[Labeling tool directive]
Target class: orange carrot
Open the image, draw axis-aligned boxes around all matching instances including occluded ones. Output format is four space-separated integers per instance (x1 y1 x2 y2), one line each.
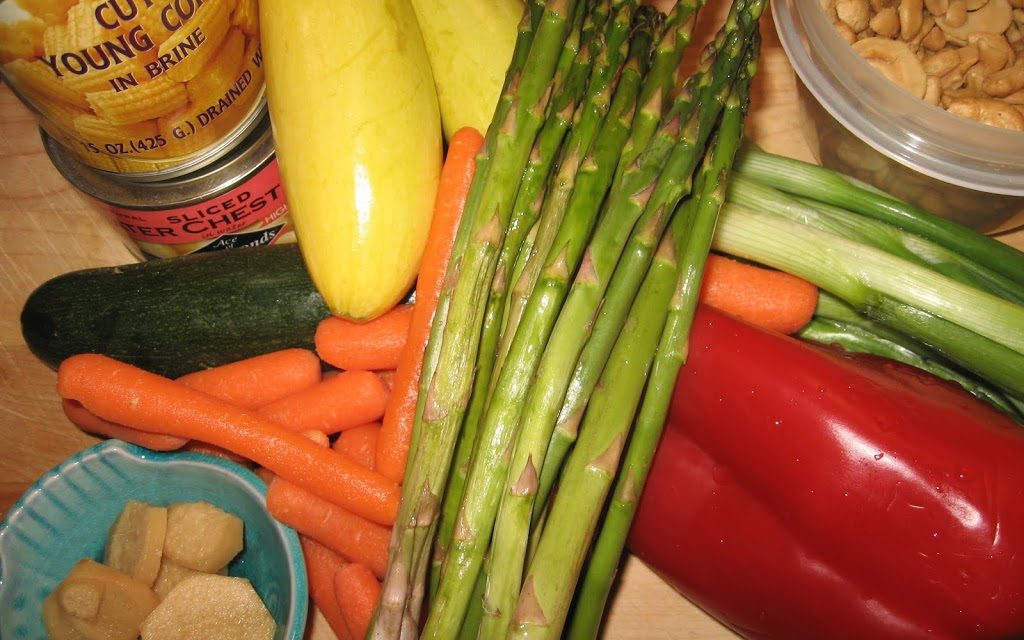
181 440 252 466
256 370 389 434
57 354 400 525
333 422 381 471
700 253 819 335
299 536 353 640
333 562 381 640
175 348 322 409
265 476 390 579
376 126 485 482
315 305 414 371
62 399 188 451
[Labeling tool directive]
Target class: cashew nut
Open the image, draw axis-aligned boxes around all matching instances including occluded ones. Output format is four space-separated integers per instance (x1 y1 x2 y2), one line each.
836 0 871 33
924 74 945 103
936 0 1013 45
921 23 949 49
969 31 1016 71
902 0 927 39
870 7 901 37
925 0 951 14
946 96 1024 128
1003 86 1024 101
983 56 1024 94
923 47 962 74
853 37 930 97
944 0 970 31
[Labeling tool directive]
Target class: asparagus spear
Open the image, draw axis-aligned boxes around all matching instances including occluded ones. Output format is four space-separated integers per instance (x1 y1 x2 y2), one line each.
431 0 597 601
475 5 691 636
535 0 763 517
567 37 759 638
615 0 705 185
477 0 705 629
508 5 763 638
422 8 657 638
371 2 581 636
509 209 681 640
498 0 644 371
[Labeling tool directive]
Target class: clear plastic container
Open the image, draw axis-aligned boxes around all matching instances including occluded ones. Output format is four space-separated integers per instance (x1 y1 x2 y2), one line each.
771 0 1024 233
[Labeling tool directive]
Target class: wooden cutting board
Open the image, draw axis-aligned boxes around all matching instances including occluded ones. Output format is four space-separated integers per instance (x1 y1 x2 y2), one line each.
1 4 1020 639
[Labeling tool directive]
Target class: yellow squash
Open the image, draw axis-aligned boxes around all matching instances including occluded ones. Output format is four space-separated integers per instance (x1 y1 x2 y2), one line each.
409 0 524 140
260 0 443 321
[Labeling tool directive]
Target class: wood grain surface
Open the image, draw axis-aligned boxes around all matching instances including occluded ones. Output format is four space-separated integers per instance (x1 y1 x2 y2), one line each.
1 4 1020 639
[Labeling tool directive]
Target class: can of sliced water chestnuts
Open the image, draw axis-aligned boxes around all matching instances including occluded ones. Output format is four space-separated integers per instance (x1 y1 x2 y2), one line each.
42 110 294 259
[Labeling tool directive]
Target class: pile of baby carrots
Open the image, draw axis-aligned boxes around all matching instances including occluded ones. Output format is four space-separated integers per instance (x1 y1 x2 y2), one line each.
53 127 818 640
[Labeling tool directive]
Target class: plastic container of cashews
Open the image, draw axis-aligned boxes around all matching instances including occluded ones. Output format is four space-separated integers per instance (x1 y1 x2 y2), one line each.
772 0 1024 234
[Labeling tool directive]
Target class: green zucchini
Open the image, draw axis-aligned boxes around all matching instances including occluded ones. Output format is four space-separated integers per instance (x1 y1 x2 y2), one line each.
21 244 333 379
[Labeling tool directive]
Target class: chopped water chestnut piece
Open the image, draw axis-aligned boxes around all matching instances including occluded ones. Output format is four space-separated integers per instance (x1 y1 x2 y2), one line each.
51 559 160 640
104 500 168 587
152 559 227 600
139 574 276 640
162 502 243 573
42 589 89 640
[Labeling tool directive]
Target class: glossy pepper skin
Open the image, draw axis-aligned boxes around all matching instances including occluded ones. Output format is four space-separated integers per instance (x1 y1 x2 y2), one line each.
628 305 1024 640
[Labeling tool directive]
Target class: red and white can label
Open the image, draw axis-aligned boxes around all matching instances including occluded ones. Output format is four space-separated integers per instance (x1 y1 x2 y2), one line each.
106 158 292 259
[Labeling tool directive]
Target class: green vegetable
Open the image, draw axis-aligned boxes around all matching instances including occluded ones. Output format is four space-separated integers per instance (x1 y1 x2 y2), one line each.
733 146 1024 288
372 0 768 637
20 245 329 379
372 0 580 635
712 202 1024 399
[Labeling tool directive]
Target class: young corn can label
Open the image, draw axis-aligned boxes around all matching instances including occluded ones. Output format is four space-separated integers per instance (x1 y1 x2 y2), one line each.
0 0 264 177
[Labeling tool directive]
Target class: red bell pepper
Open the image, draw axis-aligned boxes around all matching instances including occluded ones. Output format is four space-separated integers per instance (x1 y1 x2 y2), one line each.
629 305 1024 639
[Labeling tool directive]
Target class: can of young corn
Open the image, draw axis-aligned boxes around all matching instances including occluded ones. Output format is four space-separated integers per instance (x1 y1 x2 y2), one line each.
43 110 294 259
0 0 265 179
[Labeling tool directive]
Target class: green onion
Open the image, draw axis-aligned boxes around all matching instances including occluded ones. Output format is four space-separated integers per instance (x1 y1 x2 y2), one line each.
713 204 1024 397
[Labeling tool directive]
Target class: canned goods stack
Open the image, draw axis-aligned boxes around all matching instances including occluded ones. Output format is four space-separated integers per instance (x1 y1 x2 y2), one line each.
1 0 294 259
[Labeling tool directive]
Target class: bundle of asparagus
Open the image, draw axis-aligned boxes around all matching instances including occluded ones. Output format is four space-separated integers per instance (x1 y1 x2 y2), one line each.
370 1 766 638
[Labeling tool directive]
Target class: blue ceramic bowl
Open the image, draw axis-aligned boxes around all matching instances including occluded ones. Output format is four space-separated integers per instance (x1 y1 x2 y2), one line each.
0 440 308 640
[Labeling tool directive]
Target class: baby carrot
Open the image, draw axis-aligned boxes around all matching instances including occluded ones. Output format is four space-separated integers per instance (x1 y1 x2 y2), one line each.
700 253 819 335
333 422 381 471
334 562 382 640
299 536 354 640
62 399 188 451
175 348 322 409
266 476 390 579
256 369 389 434
57 353 400 525
181 440 252 466
376 126 485 483
315 305 414 371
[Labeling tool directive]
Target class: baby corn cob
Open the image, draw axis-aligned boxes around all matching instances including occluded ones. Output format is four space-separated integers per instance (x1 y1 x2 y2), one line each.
3 58 88 109
160 0 233 82
186 28 246 106
87 75 188 124
73 113 159 146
